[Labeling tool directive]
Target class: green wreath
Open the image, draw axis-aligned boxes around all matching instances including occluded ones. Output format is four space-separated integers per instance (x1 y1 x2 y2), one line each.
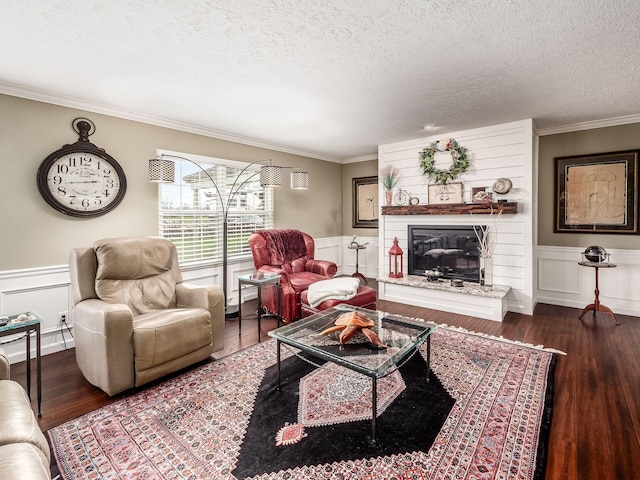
419 138 470 184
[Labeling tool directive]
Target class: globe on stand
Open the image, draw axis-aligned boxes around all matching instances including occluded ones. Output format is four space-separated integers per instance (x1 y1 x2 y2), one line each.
583 245 608 263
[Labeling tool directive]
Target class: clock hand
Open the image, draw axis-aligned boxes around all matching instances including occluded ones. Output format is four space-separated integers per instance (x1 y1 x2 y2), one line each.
66 181 100 184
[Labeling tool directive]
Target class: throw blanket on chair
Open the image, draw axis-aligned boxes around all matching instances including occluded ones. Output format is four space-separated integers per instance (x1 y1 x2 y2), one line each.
306 277 360 308
258 229 308 265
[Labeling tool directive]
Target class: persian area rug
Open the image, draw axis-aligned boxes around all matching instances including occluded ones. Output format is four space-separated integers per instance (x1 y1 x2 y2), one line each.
48 326 558 480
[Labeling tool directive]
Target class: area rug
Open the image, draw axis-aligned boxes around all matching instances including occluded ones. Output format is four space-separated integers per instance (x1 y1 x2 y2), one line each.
48 325 558 479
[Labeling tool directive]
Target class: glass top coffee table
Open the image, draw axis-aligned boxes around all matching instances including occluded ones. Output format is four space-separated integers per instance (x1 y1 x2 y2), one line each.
268 305 437 441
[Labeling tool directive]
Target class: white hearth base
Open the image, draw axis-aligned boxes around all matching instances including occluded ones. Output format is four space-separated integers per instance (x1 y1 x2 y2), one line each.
378 275 510 322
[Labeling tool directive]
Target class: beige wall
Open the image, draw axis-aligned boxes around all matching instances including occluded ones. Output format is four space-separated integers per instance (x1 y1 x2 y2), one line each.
538 122 640 249
342 160 378 238
0 94 343 270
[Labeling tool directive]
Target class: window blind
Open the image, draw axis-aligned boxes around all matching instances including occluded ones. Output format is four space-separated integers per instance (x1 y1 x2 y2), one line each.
158 156 274 266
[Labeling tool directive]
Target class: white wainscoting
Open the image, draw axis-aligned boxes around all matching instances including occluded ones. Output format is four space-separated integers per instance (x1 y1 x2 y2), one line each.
0 266 74 363
0 235 350 364
314 236 345 275
2 240 635 363
537 245 640 317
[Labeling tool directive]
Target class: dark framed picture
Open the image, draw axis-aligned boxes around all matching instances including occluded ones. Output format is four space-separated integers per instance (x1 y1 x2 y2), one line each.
555 150 639 234
352 176 378 228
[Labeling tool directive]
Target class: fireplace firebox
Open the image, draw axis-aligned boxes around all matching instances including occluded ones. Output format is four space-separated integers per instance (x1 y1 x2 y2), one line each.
408 225 483 282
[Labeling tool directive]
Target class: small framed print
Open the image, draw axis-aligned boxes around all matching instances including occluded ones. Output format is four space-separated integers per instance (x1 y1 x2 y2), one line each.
428 182 464 205
472 186 493 203
472 186 488 197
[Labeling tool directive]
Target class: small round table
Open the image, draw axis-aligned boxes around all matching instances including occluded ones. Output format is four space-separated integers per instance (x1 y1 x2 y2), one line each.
348 243 367 284
578 261 620 325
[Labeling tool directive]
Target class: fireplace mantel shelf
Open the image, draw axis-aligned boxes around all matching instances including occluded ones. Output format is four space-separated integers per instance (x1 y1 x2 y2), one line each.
381 202 517 215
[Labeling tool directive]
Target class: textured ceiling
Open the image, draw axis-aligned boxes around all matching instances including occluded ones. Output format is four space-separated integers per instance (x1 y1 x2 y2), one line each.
1 0 639 161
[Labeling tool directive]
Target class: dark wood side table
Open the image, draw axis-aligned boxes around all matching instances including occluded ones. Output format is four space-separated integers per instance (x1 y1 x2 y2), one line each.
348 243 368 284
578 261 620 325
0 311 42 416
238 272 281 342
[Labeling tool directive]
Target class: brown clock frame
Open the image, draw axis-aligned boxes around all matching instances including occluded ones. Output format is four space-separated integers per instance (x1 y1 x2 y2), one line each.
36 120 127 218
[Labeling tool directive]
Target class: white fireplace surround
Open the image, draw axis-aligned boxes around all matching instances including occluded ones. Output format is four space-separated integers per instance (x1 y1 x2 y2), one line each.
377 119 537 321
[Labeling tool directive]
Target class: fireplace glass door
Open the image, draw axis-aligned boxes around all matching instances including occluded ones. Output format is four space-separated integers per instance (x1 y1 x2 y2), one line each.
408 225 483 282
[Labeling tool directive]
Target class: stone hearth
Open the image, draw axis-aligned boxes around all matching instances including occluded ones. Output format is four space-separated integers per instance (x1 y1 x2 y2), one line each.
379 275 510 322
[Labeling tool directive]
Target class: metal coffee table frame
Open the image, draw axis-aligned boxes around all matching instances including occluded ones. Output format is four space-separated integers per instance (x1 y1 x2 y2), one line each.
269 306 436 441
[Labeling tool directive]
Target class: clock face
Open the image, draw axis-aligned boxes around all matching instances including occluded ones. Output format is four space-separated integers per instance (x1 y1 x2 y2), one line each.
37 147 127 217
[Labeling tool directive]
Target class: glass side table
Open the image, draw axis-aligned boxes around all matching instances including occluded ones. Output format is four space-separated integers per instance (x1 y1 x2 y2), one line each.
238 272 281 342
0 311 42 417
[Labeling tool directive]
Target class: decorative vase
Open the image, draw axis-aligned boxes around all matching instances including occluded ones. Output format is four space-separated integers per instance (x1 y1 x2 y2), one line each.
385 190 393 206
480 256 493 287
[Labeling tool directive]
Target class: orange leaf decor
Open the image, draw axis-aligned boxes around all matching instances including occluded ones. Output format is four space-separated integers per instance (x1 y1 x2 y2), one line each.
319 311 387 348
334 311 374 327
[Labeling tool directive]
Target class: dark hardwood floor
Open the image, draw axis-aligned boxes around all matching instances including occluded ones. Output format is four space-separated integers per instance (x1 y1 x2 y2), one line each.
11 290 640 480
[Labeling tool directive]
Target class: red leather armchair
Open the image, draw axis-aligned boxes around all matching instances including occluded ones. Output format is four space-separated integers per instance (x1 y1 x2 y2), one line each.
248 229 337 322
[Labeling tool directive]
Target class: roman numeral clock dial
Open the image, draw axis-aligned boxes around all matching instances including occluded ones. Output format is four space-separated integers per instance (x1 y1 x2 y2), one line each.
37 118 127 218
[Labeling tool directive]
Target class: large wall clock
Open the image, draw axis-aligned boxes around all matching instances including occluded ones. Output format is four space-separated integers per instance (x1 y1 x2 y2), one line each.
36 118 127 218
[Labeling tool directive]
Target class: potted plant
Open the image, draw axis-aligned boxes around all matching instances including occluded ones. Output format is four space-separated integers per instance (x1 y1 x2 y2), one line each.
380 165 400 205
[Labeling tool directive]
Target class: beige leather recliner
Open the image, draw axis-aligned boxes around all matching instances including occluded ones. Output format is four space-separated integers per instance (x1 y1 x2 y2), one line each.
70 237 225 396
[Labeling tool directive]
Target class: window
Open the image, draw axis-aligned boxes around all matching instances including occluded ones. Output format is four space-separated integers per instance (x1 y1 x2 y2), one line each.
157 152 274 267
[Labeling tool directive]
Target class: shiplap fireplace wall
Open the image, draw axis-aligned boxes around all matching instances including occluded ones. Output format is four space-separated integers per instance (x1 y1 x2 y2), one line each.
377 120 538 318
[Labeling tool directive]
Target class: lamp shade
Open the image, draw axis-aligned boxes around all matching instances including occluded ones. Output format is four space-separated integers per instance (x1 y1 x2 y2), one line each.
290 171 309 189
148 158 175 183
260 165 283 187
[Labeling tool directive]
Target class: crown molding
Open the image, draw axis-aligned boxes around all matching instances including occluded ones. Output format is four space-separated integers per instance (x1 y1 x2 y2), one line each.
342 153 378 164
0 82 344 163
537 114 640 136
10 82 637 159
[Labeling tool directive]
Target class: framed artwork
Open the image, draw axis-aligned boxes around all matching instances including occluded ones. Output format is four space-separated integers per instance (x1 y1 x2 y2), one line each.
471 186 493 203
472 186 489 197
353 176 378 228
428 182 464 205
555 150 638 234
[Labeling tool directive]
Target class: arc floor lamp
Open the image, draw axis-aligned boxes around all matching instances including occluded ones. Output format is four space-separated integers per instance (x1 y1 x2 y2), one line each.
149 153 309 318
